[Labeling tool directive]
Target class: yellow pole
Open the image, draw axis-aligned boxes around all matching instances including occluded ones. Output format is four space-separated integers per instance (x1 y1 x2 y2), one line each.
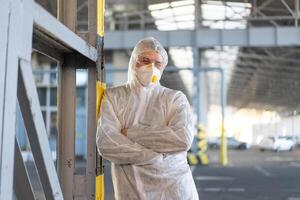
95 0 105 199
220 122 228 166
219 69 227 166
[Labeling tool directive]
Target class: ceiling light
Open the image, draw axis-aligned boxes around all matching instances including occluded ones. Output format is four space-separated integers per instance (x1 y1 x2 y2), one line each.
171 0 194 7
175 14 195 21
177 21 195 29
148 3 170 11
172 5 195 15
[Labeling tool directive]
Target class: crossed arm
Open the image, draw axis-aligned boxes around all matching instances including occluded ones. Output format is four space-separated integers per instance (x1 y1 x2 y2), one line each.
96 90 194 165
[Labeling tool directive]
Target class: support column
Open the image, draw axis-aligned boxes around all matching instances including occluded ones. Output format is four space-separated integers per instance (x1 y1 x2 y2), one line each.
57 0 77 199
57 62 76 199
86 66 97 199
193 47 201 125
295 0 299 26
0 1 22 199
85 1 98 198
193 0 202 125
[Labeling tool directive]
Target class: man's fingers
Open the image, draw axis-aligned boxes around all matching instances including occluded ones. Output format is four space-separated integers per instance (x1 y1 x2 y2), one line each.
121 128 128 136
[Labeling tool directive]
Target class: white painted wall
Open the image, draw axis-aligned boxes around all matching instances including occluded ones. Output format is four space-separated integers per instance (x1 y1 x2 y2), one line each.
252 115 300 145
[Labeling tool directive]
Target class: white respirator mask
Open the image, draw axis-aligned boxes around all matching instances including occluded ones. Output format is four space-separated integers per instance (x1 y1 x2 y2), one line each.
135 63 161 87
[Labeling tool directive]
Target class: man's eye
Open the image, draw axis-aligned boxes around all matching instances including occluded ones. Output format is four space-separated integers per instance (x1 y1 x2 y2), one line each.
142 59 151 64
156 62 162 67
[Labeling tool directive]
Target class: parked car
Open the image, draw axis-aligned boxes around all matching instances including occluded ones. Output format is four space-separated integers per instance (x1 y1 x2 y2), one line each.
259 136 295 152
208 137 249 150
285 135 300 147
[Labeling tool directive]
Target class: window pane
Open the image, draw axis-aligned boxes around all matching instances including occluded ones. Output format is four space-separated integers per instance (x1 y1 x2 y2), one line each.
50 88 57 106
42 111 46 125
34 73 45 85
50 64 57 85
76 87 85 108
37 88 47 106
50 112 57 137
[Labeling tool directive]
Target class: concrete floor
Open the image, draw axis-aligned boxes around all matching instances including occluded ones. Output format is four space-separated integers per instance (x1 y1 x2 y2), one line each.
196 147 300 200
104 147 300 200
25 147 300 200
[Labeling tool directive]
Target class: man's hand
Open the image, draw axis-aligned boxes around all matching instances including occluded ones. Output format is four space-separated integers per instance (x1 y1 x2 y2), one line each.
121 128 128 136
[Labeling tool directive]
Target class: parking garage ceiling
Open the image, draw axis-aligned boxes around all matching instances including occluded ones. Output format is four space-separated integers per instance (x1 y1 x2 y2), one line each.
37 0 300 113
226 0 300 113
228 47 300 112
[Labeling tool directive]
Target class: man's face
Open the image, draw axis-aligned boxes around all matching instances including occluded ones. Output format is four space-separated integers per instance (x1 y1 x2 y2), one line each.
135 51 163 70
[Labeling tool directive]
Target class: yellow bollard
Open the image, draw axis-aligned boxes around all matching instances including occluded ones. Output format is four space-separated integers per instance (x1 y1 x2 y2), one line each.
220 123 228 166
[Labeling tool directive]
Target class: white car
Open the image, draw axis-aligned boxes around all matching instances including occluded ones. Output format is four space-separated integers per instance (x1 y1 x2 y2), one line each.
259 136 295 152
286 135 300 147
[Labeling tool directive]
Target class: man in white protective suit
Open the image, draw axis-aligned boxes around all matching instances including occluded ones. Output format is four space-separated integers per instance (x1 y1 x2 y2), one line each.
96 37 199 200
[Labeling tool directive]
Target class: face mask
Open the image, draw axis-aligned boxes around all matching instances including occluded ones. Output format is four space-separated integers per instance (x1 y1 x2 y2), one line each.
135 63 161 86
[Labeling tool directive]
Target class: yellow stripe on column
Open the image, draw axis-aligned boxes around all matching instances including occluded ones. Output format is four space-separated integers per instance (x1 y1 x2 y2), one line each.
95 81 106 200
97 0 105 37
96 1 106 199
95 175 105 200
96 82 106 119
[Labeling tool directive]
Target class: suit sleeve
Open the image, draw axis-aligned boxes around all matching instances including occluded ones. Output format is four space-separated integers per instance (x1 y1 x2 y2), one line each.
127 91 195 154
96 91 163 165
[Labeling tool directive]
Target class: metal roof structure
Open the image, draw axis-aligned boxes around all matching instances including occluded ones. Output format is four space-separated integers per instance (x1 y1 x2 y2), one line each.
227 0 300 113
105 0 300 113
37 0 300 113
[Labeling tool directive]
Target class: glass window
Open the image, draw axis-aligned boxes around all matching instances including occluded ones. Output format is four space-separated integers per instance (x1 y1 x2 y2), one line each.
34 73 45 85
37 88 47 106
50 112 57 137
50 88 57 106
77 0 88 31
76 87 86 108
42 111 46 125
50 64 57 85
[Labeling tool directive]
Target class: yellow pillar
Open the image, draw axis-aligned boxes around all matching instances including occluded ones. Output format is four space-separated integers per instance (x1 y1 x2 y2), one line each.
220 123 228 166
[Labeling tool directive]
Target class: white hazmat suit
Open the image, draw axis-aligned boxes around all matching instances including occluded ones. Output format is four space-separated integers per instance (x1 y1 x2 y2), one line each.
96 37 199 200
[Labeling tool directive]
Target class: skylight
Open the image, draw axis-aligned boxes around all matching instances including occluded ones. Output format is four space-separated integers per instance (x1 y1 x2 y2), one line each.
147 0 251 102
202 0 251 29
148 0 195 31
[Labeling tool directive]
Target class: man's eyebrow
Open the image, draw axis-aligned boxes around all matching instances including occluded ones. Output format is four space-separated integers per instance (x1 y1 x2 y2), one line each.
140 56 162 63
